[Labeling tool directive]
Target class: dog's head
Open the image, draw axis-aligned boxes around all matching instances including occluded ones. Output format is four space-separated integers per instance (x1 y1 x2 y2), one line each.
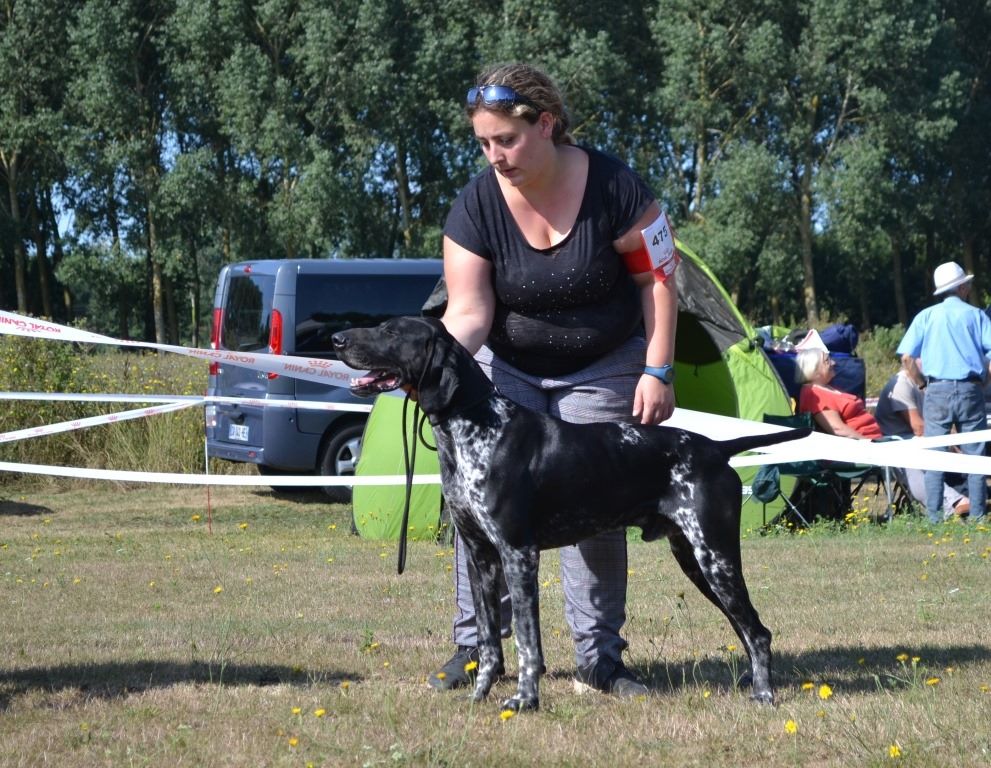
331 316 492 416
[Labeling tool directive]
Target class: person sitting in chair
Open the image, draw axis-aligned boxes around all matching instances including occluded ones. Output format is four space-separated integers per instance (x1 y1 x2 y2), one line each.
875 360 970 519
795 346 881 439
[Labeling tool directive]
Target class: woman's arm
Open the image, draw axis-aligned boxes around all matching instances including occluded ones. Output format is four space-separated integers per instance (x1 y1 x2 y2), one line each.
812 409 872 439
614 202 677 425
440 235 495 355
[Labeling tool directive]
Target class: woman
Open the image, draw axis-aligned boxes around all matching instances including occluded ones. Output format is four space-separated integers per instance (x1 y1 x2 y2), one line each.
796 347 969 518
431 63 678 696
795 348 881 439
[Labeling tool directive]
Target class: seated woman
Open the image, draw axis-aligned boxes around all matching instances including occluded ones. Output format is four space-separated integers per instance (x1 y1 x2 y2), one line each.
794 347 881 439
795 347 969 518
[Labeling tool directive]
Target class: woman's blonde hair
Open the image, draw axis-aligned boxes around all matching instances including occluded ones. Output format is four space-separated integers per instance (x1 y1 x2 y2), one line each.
466 63 574 145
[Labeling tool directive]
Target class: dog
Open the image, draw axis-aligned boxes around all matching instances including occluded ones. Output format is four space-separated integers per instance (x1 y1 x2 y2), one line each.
332 316 810 712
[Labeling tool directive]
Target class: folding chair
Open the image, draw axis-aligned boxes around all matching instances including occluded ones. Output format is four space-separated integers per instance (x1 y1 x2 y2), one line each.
752 413 839 527
754 415 914 526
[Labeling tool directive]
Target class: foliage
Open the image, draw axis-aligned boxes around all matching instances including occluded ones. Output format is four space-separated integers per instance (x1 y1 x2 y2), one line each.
0 485 989 766
2 0 991 338
0 338 215 477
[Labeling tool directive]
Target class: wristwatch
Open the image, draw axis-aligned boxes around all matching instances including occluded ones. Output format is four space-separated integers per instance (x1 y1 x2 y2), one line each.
644 364 675 384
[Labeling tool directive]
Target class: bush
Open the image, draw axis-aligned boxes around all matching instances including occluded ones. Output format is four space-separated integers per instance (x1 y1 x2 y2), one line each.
856 324 905 398
0 337 228 485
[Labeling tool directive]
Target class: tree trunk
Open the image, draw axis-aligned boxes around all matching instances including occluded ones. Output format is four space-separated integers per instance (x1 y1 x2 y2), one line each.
962 234 977 304
5 157 30 313
394 141 413 253
797 171 818 326
31 196 54 318
890 234 907 327
45 189 71 321
189 239 200 347
165 272 178 344
148 209 166 345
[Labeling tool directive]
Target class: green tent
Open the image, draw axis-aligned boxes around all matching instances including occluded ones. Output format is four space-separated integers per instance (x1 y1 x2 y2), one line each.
352 394 443 541
671 242 794 529
352 240 794 538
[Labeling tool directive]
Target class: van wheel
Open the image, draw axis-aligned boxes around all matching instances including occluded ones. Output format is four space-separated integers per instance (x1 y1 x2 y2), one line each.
318 423 364 503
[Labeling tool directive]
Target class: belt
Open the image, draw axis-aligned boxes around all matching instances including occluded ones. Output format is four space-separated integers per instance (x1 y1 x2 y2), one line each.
926 374 982 384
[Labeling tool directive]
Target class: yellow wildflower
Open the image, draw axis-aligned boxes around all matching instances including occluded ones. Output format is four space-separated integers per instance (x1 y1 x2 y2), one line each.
500 710 515 722
888 744 902 758
784 719 798 734
464 660 478 672
818 683 833 700
314 708 326 718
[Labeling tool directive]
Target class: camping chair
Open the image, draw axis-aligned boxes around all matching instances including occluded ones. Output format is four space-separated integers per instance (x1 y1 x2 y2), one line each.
752 414 908 526
751 414 835 526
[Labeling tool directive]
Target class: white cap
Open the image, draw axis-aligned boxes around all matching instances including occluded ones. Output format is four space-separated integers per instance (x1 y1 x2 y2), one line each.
933 261 974 295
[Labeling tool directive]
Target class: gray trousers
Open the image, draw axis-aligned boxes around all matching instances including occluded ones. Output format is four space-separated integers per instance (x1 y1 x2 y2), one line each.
450 336 646 669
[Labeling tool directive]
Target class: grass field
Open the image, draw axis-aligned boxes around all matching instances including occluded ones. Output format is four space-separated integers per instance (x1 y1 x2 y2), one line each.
1 484 989 767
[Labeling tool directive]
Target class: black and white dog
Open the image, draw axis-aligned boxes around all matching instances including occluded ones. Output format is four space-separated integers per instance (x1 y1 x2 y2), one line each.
332 317 809 712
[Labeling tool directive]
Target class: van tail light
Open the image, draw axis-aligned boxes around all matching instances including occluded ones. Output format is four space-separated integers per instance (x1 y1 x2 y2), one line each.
209 308 223 376
267 308 283 379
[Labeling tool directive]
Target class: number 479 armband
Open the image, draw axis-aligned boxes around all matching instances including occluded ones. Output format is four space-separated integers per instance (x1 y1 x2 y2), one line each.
621 212 681 283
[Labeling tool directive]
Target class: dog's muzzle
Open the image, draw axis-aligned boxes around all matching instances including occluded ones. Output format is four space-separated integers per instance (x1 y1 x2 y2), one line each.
331 331 404 396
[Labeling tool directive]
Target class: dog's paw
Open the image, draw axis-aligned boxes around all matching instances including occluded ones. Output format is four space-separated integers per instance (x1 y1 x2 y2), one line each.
750 690 775 706
500 695 539 713
470 678 493 702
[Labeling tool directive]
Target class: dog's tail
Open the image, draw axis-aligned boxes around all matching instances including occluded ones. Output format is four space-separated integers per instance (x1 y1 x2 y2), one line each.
716 427 812 458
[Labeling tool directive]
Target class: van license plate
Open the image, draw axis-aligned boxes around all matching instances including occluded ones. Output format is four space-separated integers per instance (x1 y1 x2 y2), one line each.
228 423 250 442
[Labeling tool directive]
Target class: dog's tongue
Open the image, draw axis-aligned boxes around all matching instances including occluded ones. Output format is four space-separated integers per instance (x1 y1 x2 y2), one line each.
353 373 378 388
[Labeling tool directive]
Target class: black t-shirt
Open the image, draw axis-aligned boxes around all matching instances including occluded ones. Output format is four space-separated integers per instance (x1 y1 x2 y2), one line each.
443 146 654 376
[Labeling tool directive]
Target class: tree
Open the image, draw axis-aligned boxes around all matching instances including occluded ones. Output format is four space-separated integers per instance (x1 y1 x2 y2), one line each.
0 0 71 315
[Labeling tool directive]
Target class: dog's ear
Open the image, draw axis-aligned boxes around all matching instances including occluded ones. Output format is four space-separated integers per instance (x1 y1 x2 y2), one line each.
412 320 461 414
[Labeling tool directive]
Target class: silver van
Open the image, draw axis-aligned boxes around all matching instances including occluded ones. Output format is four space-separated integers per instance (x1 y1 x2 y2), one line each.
204 258 443 500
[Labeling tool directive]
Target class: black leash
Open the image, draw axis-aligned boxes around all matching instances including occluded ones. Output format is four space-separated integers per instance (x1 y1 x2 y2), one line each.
397 328 439 574
397 394 436 574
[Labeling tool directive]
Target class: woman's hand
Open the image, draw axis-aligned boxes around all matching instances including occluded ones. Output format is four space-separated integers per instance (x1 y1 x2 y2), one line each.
634 374 675 424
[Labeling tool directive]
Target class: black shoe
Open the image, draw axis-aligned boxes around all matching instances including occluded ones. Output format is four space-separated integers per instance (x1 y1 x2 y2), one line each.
575 659 648 697
428 645 481 691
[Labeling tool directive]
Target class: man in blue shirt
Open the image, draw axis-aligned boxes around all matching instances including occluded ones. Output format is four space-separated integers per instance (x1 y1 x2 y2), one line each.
898 262 991 523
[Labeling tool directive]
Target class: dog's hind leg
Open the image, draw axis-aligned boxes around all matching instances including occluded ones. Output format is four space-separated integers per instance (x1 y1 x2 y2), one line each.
667 525 775 705
462 538 507 702
500 544 543 712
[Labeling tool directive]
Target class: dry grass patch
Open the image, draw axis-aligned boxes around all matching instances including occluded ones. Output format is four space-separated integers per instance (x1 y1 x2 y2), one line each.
1 484 989 767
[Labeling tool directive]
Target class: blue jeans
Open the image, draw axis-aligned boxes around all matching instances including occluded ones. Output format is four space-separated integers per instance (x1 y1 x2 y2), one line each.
923 381 988 523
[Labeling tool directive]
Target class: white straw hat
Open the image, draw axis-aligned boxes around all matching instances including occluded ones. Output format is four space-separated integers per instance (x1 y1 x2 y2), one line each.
933 261 973 295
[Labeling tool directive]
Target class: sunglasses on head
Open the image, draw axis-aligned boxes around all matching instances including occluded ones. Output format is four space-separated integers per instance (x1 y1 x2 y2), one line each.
466 84 537 110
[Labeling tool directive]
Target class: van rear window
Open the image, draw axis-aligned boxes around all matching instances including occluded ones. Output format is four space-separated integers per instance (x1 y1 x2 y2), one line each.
222 274 275 351
295 274 440 354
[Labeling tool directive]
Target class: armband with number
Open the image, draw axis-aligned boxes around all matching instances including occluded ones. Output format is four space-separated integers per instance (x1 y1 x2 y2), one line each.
621 212 681 283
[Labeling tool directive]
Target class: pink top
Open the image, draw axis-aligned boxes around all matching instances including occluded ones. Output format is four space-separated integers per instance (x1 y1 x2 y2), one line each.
798 384 883 439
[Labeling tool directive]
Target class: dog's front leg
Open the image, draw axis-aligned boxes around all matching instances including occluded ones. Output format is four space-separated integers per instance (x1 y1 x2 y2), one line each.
462 539 506 702
501 544 542 712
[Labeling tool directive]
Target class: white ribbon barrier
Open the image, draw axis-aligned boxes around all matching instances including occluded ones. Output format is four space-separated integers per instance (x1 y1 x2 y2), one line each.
0 310 361 387
3 309 990 485
0 399 202 444
0 391 374 412
0 460 440 486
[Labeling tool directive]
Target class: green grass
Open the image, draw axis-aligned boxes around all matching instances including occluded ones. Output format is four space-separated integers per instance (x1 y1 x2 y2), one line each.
1 484 989 767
